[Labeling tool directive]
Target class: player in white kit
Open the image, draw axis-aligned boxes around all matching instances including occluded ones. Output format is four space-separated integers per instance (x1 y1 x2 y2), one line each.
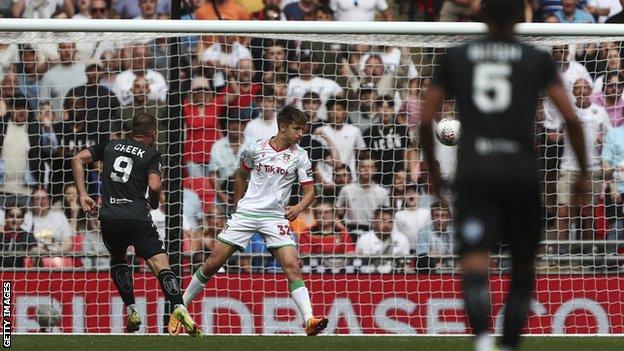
176 106 329 336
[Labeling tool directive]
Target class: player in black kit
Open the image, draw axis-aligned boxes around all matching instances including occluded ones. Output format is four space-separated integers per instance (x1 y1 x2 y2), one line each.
420 1 589 350
71 114 202 337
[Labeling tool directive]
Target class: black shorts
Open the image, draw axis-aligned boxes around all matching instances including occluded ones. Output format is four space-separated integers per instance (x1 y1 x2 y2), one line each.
100 219 166 260
453 180 542 258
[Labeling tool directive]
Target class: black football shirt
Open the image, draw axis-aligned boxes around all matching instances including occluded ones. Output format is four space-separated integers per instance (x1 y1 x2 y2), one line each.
87 138 161 221
433 38 560 184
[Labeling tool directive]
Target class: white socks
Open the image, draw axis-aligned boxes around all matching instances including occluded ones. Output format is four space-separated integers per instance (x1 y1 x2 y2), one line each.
291 286 314 323
475 333 494 351
183 269 210 306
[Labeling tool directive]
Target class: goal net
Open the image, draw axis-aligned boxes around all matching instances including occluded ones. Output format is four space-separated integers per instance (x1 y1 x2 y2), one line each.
0 20 623 335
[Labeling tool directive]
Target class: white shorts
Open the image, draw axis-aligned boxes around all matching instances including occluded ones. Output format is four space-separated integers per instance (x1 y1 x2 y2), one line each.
217 212 296 251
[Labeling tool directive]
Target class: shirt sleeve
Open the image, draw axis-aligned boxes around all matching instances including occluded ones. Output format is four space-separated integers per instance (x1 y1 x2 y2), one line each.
297 150 314 185
376 0 389 12
240 142 256 170
86 140 109 162
147 151 162 176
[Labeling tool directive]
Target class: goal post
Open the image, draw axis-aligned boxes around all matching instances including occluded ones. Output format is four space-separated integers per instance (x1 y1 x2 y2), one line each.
0 20 623 335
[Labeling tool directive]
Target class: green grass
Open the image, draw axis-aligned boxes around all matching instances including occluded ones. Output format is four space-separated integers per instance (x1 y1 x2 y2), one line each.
11 335 624 351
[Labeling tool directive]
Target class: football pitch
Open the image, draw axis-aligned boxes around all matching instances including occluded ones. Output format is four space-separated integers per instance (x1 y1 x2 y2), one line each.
11 335 624 351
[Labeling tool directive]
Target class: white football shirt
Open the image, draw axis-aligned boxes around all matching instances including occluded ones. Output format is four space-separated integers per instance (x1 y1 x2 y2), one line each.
237 139 314 217
547 103 611 171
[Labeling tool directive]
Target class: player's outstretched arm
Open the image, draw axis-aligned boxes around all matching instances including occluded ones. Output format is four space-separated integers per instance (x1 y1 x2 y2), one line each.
547 83 590 195
419 85 446 201
147 173 161 210
71 149 97 214
285 183 316 222
232 167 251 213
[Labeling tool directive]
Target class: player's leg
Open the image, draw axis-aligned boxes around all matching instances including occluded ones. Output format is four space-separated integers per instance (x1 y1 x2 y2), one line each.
262 218 328 336
500 188 541 351
183 213 252 305
132 222 202 337
182 240 238 305
100 221 140 332
455 184 500 351
271 245 328 336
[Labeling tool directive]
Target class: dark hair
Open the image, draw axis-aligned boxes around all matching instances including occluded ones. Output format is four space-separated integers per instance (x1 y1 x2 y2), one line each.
430 201 450 211
302 92 321 104
378 95 395 108
314 4 333 17
132 113 157 136
277 105 307 126
405 183 419 193
11 95 29 111
374 207 394 219
482 0 524 26
326 98 347 111
259 85 275 99
274 72 289 84
604 71 623 93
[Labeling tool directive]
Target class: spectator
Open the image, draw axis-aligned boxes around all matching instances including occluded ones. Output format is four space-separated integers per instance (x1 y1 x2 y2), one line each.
62 182 92 234
184 76 222 178
283 0 317 20
329 0 392 21
394 184 431 252
438 0 480 22
390 170 408 210
119 74 167 137
72 0 91 19
185 187 209 265
90 0 112 19
181 0 207 57
299 202 355 269
12 0 74 18
401 77 431 131
314 4 333 20
542 0 588 17
115 0 170 19
415 202 455 270
195 0 251 20
555 0 595 22
336 157 390 237
551 78 611 249
215 57 261 117
200 35 252 89
70 59 122 137
602 120 624 253
592 71 624 127
135 0 161 19
587 0 621 22
543 12 560 22
316 98 365 180
210 112 250 211
606 0 624 22
244 85 277 142
30 187 74 254
290 117 329 205
348 81 379 132
98 49 123 90
16 44 44 110
354 54 395 104
40 42 87 119
0 0 11 17
259 39 288 78
355 207 410 271
301 92 324 130
82 220 108 269
1 71 20 104
50 92 101 203
592 48 621 94
112 43 168 106
191 206 222 263
364 95 413 187
252 1 283 20
273 72 289 109
0 206 36 268
0 96 56 196
0 43 18 77
286 47 344 120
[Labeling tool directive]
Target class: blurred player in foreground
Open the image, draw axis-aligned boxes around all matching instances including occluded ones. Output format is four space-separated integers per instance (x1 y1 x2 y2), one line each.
420 0 589 350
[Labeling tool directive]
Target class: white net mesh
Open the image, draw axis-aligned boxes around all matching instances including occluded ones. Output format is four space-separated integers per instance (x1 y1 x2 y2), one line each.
0 26 623 335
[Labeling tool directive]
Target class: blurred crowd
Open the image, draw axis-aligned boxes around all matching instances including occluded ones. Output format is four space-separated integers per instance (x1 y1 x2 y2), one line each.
0 0 623 274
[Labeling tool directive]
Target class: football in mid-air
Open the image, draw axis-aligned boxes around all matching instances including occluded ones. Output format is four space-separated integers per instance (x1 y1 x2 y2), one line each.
435 118 461 146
